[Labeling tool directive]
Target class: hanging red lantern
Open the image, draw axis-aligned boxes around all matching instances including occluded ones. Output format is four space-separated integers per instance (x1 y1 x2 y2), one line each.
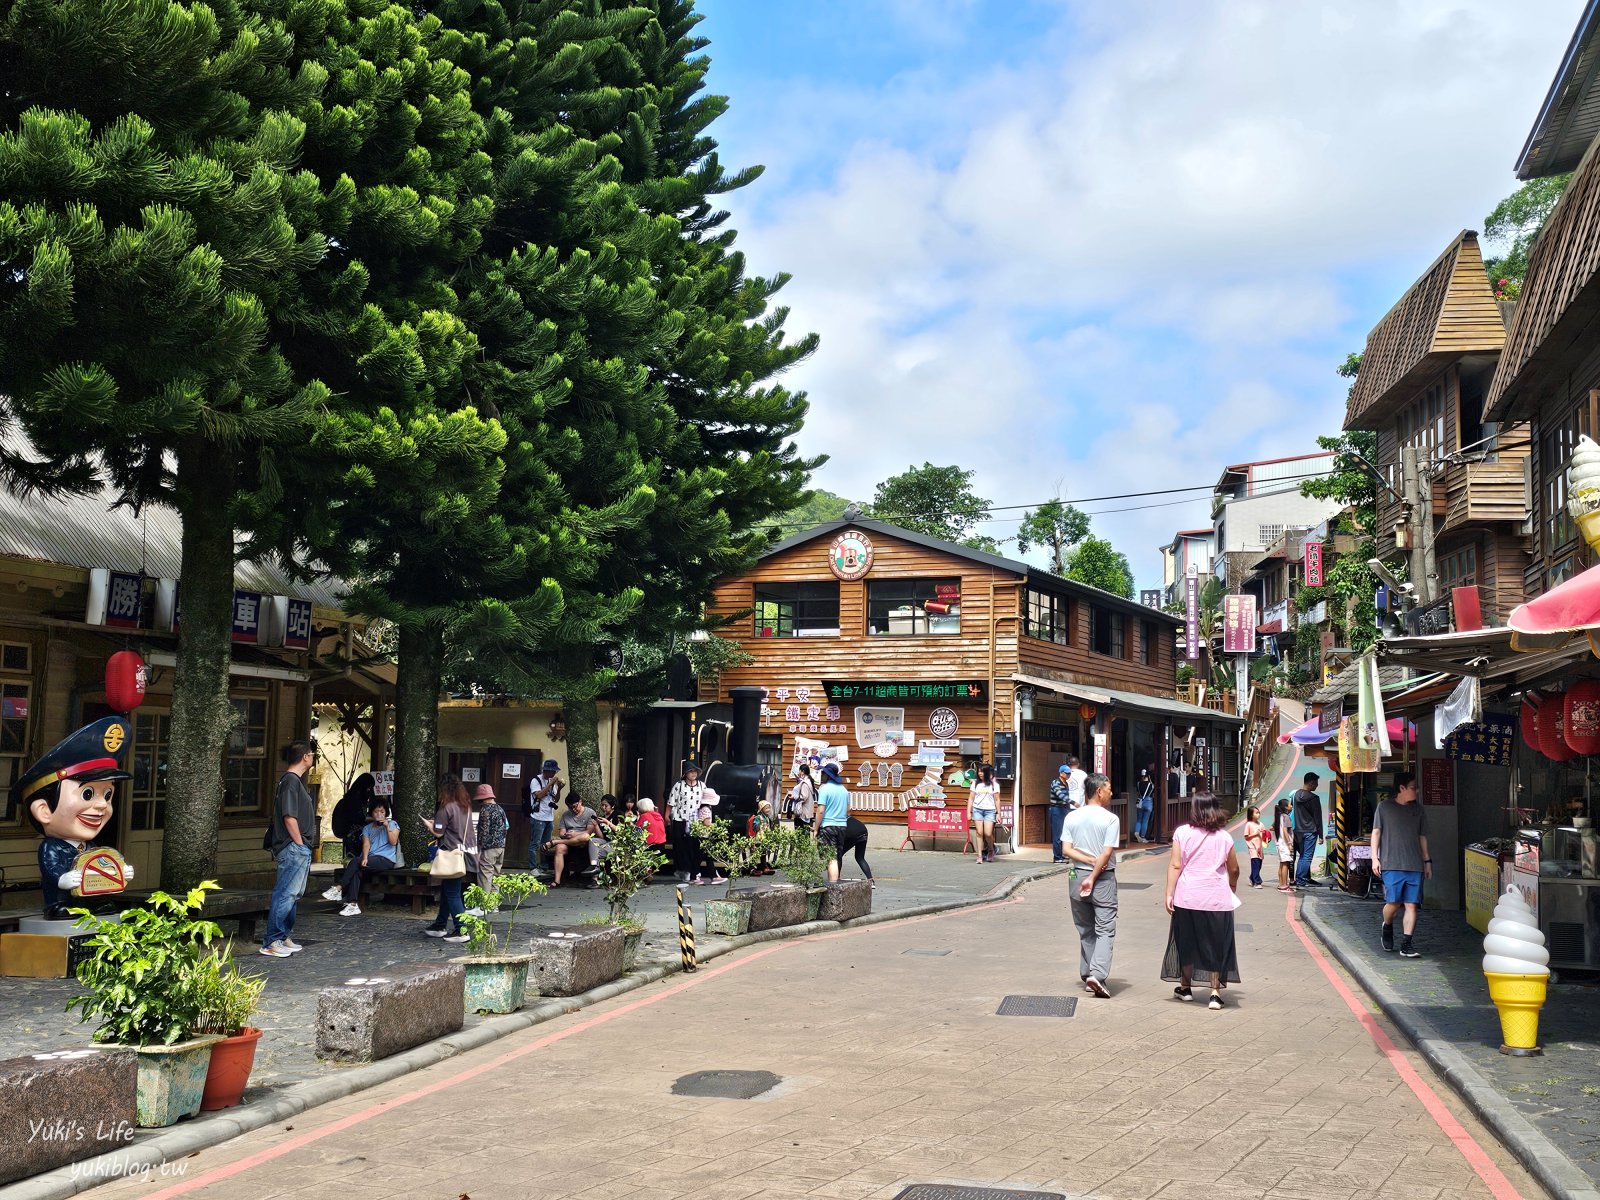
1520 698 1540 749
1540 692 1578 761
1567 680 1600 756
105 650 147 715
1078 703 1097 722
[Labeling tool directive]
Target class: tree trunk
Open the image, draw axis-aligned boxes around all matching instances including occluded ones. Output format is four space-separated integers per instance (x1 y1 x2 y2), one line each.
558 647 606 805
162 445 239 890
394 621 443 866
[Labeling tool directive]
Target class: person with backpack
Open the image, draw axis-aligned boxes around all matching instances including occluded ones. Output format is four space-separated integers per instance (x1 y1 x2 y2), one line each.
1133 769 1156 842
524 759 563 872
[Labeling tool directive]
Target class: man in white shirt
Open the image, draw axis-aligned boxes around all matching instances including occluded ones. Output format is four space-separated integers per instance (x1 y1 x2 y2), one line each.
1062 773 1121 998
1066 757 1087 810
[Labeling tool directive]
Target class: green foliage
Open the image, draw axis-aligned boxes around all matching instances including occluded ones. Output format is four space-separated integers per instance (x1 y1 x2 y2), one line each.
1064 536 1135 598
191 950 267 1038
1483 175 1571 290
1016 500 1090 574
768 824 830 889
773 489 852 538
869 463 998 550
690 817 763 895
685 633 753 684
67 882 223 1047
599 814 669 924
461 872 546 958
1298 427 1382 656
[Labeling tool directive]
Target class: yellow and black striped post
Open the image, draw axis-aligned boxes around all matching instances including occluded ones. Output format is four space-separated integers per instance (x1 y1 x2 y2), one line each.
1330 774 1348 893
676 887 697 971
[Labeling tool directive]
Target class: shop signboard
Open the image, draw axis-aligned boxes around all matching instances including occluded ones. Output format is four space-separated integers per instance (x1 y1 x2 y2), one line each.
1184 565 1199 661
1023 721 1074 742
1304 540 1324 587
1464 847 1499 934
284 598 313 649
906 806 968 836
1139 589 1162 609
1443 714 1515 767
1420 758 1453 806
1222 594 1256 654
1318 695 1343 735
852 706 905 749
824 680 985 702
230 590 262 643
106 571 143 629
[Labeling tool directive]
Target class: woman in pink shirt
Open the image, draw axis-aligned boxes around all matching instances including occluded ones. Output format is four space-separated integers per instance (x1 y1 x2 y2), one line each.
1162 795 1241 1010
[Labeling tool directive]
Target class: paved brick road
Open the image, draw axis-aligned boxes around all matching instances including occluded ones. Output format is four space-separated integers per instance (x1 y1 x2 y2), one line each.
83 850 1543 1200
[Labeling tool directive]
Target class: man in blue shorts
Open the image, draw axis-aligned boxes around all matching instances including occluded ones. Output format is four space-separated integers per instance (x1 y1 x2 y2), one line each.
1372 771 1430 958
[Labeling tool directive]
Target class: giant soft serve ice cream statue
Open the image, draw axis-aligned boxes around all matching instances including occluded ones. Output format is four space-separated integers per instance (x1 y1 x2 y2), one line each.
1567 434 1600 552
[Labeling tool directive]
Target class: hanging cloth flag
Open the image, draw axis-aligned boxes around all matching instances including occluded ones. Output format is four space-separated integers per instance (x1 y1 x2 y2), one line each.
1355 651 1391 756
1435 675 1481 749
1339 716 1380 773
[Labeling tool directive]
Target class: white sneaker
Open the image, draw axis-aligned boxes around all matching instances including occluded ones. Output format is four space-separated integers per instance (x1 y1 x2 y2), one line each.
259 941 292 958
280 938 304 954
320 885 342 901
464 907 485 918
442 933 470 943
339 903 362 917
424 928 448 938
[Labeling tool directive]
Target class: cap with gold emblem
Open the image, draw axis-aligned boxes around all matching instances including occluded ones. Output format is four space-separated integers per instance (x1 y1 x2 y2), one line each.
9 716 133 817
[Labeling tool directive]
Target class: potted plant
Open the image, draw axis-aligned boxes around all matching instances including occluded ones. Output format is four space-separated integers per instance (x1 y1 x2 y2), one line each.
691 818 763 934
193 949 268 1111
772 825 831 920
67 883 227 1127
597 814 668 968
453 872 546 1013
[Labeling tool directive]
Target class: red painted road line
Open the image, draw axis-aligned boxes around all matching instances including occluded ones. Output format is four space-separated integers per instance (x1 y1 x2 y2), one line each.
1283 893 1525 1200
134 890 1026 1199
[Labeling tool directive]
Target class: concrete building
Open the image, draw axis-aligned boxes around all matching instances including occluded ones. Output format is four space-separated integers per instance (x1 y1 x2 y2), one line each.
1211 453 1341 591
1159 528 1215 608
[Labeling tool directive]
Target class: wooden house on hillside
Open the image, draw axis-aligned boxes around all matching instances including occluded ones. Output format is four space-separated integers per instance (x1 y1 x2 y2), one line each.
1346 229 1531 625
699 517 1241 848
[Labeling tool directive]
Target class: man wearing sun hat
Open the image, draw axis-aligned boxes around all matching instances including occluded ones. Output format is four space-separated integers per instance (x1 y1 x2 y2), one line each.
12 716 135 919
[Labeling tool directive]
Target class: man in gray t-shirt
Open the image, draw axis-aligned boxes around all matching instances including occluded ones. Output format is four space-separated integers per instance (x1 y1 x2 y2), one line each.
550 795 599 887
1373 771 1430 958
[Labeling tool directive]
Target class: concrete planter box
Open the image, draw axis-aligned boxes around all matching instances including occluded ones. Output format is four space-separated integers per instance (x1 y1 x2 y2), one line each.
819 879 872 922
621 928 644 971
454 955 534 1014
702 898 752 936
805 887 827 921
316 961 465 1062
525 925 624 996
728 883 808 931
118 1035 223 1128
0 1047 137 1184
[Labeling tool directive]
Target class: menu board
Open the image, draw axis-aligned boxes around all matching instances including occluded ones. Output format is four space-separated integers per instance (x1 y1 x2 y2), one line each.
1443 713 1515 767
1420 758 1453 806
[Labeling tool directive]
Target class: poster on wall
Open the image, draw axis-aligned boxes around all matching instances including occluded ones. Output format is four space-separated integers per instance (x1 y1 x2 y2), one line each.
1420 758 1453 806
502 762 522 779
791 735 848 778
853 706 906 748
461 768 481 783
1222 594 1257 654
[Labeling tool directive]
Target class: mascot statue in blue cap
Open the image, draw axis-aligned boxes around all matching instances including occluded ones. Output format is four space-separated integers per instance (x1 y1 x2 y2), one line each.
12 716 135 919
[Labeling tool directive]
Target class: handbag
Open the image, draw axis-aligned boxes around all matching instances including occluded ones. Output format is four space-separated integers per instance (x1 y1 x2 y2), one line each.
432 846 466 879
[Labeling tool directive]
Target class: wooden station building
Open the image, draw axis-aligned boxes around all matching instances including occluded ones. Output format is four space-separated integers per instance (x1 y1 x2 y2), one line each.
700 517 1242 847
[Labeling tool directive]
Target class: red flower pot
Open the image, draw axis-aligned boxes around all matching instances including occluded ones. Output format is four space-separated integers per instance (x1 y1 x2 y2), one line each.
200 1026 262 1111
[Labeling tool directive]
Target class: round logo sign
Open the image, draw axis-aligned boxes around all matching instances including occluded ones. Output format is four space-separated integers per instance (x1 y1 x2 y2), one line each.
928 707 959 738
828 530 874 580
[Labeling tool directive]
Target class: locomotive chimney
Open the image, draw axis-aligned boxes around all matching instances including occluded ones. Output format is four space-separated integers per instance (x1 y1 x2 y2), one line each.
729 685 763 765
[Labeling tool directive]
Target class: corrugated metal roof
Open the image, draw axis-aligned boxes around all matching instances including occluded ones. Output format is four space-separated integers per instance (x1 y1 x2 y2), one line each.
1517 0 1600 179
0 485 347 609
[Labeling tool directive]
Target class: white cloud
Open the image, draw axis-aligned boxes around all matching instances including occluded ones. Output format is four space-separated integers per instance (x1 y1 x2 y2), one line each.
716 0 1585 586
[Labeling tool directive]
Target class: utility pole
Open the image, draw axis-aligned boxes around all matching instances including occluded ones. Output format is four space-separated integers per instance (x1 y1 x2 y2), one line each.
1401 446 1436 605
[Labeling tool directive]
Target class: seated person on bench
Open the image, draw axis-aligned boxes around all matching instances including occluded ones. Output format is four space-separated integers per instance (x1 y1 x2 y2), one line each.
323 800 402 915
548 793 601 888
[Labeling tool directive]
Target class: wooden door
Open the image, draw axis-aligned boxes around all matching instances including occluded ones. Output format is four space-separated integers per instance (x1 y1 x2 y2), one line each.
484 746 542 866
121 710 170 884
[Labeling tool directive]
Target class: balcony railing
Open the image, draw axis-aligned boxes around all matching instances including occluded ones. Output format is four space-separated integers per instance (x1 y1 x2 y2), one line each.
1177 681 1238 714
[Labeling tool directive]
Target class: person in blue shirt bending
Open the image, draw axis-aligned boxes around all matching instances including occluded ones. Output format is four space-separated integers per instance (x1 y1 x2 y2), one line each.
813 762 852 882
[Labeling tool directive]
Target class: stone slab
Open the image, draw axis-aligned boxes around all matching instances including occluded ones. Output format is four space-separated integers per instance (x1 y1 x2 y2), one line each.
728 883 809 932
524 925 624 997
0 1046 137 1184
314 961 464 1063
819 878 872 922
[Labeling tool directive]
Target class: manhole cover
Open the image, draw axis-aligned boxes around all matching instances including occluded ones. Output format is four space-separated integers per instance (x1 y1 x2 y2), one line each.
893 1187 1066 1199
1235 923 1253 932
995 995 1077 1017
671 1070 781 1099
1116 882 1151 890
903 948 951 956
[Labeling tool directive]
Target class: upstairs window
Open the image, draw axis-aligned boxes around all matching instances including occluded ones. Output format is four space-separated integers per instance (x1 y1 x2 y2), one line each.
868 579 961 636
1090 606 1125 658
754 583 840 637
1140 620 1158 666
1025 589 1071 645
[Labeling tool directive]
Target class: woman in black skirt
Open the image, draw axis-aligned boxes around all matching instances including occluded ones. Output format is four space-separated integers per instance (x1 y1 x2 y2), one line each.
1162 794 1241 1010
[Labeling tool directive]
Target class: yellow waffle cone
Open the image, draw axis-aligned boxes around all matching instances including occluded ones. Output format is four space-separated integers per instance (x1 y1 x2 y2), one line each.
1577 507 1600 556
1485 971 1548 1055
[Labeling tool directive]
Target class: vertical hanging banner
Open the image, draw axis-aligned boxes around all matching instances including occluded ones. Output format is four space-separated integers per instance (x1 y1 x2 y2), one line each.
1184 565 1200 661
1304 540 1324 587
1222 594 1257 654
231 590 262 644
105 572 143 629
284 598 313 650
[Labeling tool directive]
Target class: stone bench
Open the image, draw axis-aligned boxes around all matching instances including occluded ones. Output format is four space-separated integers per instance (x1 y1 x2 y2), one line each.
727 883 808 931
819 878 872 922
525 925 624 997
0 1047 137 1184
315 961 464 1063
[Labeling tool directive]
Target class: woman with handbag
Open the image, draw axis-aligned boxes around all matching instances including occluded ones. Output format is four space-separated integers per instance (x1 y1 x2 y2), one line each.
421 773 474 942
1162 795 1241 1010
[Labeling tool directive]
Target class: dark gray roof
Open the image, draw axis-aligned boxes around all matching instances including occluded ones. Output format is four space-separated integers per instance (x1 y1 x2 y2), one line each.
1518 0 1600 179
764 517 1180 624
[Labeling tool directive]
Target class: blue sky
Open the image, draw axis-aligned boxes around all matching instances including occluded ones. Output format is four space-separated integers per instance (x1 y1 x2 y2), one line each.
694 0 1584 588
